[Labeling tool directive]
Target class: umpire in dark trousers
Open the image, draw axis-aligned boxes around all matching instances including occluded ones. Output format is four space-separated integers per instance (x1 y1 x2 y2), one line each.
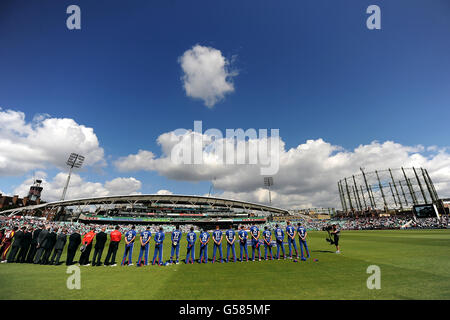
66 229 81 266
92 227 107 266
34 226 49 264
7 227 24 263
27 226 42 263
17 227 32 263
104 226 122 266
50 229 67 265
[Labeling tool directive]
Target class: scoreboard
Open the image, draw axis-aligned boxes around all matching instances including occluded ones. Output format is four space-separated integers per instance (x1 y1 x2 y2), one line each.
412 204 440 219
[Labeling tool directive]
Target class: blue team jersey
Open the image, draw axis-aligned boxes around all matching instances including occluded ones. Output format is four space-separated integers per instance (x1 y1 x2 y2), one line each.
297 226 307 238
141 230 151 243
200 232 210 244
263 230 271 241
172 230 182 244
238 230 248 241
226 229 235 242
275 228 284 240
187 232 197 244
154 231 165 244
250 226 259 239
212 230 222 242
286 225 295 237
125 230 137 243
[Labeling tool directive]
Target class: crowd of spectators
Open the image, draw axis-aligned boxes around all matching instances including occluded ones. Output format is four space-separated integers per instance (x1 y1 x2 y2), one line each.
259 215 449 231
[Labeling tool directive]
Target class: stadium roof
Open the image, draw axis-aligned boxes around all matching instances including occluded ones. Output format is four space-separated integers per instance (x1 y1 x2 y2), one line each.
0 194 288 216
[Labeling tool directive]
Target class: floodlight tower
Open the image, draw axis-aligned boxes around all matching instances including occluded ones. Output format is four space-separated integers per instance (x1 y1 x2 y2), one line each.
208 176 217 197
60 153 85 201
264 177 274 205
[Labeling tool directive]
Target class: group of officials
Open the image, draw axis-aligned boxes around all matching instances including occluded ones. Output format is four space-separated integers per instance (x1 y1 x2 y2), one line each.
0 222 310 267
0 225 123 266
0 225 68 265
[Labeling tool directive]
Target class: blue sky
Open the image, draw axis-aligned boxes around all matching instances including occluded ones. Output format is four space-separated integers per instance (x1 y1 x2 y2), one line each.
1 0 449 207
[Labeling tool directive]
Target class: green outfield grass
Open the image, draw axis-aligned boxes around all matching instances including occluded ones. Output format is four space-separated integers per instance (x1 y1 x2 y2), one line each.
0 229 449 300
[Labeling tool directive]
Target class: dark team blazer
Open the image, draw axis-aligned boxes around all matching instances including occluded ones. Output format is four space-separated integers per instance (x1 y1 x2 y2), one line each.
94 232 107 249
54 234 67 250
68 233 81 250
12 230 24 247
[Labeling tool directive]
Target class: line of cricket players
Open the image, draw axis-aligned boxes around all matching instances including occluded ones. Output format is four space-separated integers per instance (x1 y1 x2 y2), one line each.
120 221 310 266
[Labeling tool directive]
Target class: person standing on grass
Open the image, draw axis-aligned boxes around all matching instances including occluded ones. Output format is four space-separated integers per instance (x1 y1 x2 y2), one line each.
1 227 16 263
198 229 210 264
17 226 32 263
185 227 196 264
249 225 261 261
104 226 122 266
33 226 49 264
286 221 298 259
170 227 182 264
275 224 286 260
225 226 236 263
331 224 341 254
297 223 310 260
138 227 151 266
121 226 136 266
41 228 57 265
263 226 273 260
212 226 223 263
79 228 96 266
7 226 24 263
238 226 249 262
66 229 81 266
152 227 165 266
50 228 67 265
26 225 41 263
92 227 107 266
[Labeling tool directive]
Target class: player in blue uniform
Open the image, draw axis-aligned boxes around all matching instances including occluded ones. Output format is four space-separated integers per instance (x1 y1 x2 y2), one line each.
262 226 273 260
170 227 182 264
238 226 249 262
152 227 165 266
274 224 286 260
225 226 236 262
121 226 136 266
137 227 151 266
297 223 310 260
199 230 210 263
286 221 298 259
212 226 223 263
185 227 196 264
249 225 261 261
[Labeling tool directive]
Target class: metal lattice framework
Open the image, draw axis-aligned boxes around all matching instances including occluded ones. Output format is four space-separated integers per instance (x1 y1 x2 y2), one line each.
338 167 440 214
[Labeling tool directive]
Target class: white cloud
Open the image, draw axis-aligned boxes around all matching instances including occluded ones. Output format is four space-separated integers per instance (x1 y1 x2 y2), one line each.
179 44 237 107
115 130 450 209
156 189 173 195
103 177 142 196
0 108 105 176
114 149 156 172
115 129 280 181
12 173 142 202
